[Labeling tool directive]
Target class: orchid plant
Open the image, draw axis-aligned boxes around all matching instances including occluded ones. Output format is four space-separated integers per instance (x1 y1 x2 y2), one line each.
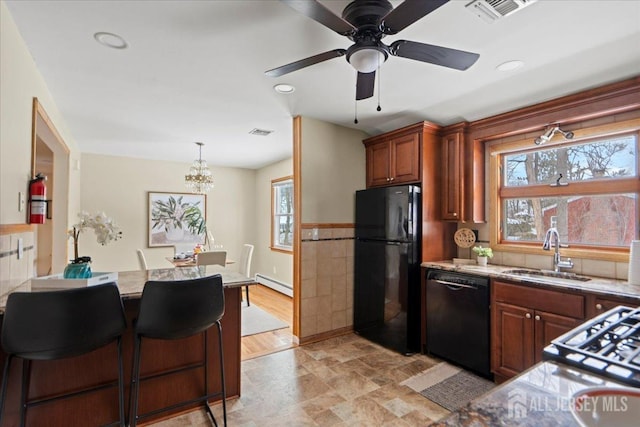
67 211 122 262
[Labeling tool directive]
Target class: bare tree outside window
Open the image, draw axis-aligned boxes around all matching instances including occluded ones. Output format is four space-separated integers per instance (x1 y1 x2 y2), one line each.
272 177 293 251
501 134 638 248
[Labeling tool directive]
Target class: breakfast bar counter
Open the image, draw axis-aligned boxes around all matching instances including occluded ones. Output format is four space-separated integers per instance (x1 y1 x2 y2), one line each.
0 265 255 426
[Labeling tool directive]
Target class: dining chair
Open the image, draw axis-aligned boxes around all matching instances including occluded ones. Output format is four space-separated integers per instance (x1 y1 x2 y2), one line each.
0 283 127 427
136 249 148 270
238 244 254 306
196 250 227 267
129 275 227 427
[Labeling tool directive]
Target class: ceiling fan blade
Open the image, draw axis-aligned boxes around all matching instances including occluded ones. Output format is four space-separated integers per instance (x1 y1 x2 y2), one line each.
280 0 356 36
390 40 479 71
265 49 347 77
356 71 376 100
381 0 449 34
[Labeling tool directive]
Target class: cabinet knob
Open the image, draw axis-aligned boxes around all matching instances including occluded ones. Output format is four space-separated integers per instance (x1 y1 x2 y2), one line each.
389 177 395 182
525 313 531 319
453 212 458 217
535 315 541 321
596 303 603 310
386 177 390 182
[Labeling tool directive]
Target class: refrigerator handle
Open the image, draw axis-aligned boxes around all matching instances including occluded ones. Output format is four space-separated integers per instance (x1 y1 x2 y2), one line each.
407 191 414 239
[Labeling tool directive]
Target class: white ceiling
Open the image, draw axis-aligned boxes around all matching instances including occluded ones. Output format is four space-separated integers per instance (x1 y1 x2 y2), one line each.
5 0 640 169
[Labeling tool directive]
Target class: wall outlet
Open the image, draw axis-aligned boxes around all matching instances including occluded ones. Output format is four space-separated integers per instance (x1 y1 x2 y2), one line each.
273 266 277 274
312 228 319 241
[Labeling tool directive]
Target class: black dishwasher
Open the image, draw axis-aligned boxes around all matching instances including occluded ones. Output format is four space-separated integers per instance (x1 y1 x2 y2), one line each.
425 269 491 378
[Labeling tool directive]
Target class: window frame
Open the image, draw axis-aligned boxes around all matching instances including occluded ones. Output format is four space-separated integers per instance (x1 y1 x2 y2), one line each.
271 176 294 253
489 118 640 262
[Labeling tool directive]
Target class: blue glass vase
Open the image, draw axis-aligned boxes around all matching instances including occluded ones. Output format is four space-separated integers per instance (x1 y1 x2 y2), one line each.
63 257 92 279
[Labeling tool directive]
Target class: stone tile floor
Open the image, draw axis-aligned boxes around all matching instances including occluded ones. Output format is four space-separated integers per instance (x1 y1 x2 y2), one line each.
149 333 451 426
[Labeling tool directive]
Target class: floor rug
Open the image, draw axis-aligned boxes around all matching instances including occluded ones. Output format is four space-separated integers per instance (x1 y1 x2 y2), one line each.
241 304 289 337
401 362 495 412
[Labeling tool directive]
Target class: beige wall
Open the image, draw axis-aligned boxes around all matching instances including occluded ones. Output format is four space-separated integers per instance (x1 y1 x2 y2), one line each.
298 117 367 339
300 117 367 223
0 2 80 285
79 153 257 273
254 158 293 287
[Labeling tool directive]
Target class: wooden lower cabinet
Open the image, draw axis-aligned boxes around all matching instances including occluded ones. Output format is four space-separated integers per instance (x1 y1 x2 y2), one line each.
491 281 584 381
492 301 535 378
585 293 640 319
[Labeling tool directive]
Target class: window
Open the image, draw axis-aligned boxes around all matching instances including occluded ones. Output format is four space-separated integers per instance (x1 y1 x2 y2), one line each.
490 119 640 258
271 176 293 251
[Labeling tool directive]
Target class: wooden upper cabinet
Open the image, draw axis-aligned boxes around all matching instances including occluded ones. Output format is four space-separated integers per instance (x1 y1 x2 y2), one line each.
441 131 463 220
366 142 392 187
440 122 485 222
364 127 421 188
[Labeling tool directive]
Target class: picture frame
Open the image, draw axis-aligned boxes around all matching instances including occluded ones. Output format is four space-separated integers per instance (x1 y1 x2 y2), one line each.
148 192 206 248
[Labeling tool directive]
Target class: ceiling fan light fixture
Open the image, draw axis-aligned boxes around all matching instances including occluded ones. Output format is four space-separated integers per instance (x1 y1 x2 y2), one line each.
348 48 387 73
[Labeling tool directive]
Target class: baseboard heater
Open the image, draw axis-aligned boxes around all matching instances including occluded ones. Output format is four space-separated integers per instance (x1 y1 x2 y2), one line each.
255 273 293 297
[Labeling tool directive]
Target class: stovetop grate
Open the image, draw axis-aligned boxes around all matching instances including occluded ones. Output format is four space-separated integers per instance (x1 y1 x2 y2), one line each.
543 306 640 387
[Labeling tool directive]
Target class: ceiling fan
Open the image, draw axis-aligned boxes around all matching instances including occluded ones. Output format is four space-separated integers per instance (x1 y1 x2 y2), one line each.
265 0 480 100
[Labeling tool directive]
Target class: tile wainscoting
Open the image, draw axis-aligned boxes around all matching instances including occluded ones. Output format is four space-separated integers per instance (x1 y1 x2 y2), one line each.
0 225 35 297
300 224 354 340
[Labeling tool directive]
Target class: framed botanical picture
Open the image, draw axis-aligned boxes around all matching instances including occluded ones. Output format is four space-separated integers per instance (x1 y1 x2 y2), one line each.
148 192 206 247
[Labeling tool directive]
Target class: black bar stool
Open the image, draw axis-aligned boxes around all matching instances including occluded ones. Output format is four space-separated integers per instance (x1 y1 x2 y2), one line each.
0 283 127 427
129 274 227 427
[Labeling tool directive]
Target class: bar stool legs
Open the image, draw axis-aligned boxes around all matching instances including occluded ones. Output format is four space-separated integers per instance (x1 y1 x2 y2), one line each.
128 323 227 427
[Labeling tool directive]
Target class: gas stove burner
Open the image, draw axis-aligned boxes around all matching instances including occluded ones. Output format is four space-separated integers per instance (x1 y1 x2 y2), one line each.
544 306 640 387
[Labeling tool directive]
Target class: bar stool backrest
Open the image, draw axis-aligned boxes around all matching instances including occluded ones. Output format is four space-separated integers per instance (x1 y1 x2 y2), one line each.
1 283 126 360
135 274 224 340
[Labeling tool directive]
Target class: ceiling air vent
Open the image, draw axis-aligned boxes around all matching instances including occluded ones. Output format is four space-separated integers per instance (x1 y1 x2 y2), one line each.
465 0 538 23
249 128 273 136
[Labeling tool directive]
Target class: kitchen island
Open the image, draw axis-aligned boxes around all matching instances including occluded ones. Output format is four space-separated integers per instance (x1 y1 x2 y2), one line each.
0 265 255 426
429 361 635 426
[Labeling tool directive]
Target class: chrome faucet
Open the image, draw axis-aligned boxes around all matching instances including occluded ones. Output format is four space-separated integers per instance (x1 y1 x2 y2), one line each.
542 218 573 272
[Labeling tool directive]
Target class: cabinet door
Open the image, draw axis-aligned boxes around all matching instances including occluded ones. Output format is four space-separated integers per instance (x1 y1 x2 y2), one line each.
390 133 420 184
441 133 462 220
492 301 535 379
533 310 583 363
366 142 392 187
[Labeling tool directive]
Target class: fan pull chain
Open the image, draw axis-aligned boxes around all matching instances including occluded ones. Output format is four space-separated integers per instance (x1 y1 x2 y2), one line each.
354 98 358 124
377 57 382 112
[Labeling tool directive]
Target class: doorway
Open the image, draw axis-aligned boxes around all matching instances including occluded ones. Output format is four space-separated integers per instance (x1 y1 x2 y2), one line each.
31 98 70 276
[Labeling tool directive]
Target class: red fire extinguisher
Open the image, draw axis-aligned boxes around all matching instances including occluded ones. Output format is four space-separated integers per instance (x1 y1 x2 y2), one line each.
29 173 47 224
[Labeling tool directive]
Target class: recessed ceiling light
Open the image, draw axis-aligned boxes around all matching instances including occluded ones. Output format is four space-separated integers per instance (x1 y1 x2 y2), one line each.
496 60 524 72
94 32 128 49
274 84 295 94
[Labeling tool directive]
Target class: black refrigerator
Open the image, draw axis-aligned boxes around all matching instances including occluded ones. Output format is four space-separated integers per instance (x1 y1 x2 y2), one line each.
354 185 421 355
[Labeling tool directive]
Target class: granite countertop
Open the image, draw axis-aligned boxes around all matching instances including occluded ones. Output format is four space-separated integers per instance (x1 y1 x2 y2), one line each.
0 264 255 312
422 261 640 301
430 361 634 426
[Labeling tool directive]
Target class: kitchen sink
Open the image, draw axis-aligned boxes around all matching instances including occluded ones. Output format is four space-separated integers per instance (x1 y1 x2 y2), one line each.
501 269 591 284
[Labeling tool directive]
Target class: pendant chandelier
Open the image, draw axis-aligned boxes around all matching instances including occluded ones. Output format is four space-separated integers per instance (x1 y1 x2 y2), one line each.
184 142 214 194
